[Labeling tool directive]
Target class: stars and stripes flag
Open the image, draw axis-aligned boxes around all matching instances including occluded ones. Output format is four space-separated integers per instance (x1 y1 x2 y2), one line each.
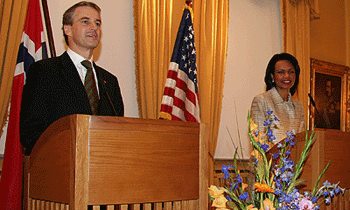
0 0 48 208
159 6 200 122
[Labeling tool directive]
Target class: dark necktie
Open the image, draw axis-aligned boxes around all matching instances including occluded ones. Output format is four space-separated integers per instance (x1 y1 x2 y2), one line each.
81 60 98 114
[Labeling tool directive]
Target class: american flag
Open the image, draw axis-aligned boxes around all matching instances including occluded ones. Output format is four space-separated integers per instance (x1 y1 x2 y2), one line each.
0 0 48 208
159 7 200 122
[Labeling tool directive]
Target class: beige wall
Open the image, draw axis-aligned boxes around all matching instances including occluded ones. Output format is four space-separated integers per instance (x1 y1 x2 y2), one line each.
310 0 349 66
215 0 282 159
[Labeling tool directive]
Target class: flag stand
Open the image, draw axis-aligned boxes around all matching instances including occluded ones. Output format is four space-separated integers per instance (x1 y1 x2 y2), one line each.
185 0 193 7
41 0 56 57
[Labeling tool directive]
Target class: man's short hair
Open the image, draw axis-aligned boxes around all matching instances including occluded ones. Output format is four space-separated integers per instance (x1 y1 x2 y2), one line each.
62 1 101 46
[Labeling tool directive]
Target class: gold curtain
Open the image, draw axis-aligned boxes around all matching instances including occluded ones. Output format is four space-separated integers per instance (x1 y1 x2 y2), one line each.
133 0 229 184
0 0 29 136
280 0 317 126
133 0 178 119
192 1 228 184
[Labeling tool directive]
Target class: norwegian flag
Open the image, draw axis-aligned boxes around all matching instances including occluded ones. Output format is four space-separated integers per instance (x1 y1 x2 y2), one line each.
0 0 48 208
159 7 200 122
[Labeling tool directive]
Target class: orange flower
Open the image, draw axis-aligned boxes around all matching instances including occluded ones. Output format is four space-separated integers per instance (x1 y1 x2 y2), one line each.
250 149 262 160
247 204 258 210
254 183 274 193
242 183 248 191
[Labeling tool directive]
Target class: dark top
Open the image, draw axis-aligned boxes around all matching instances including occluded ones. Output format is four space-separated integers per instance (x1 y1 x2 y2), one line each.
20 52 124 154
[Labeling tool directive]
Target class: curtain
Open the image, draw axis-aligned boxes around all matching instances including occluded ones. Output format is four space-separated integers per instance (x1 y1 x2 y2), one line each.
192 1 228 184
133 0 178 119
0 0 29 137
280 0 317 127
133 0 229 184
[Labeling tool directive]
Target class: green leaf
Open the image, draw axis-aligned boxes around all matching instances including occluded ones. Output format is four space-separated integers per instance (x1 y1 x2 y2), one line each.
256 160 265 181
312 160 331 196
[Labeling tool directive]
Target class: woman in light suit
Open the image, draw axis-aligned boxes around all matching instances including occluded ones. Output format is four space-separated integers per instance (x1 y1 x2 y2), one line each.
250 53 305 144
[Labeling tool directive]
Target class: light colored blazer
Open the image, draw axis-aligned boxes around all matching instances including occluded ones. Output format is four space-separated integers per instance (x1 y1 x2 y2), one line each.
250 87 305 144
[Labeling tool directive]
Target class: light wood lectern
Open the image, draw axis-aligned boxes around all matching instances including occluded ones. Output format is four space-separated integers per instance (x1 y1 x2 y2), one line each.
24 114 208 210
289 130 350 190
269 129 350 209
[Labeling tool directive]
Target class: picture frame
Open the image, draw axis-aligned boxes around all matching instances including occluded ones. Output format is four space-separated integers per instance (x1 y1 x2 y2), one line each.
309 58 350 131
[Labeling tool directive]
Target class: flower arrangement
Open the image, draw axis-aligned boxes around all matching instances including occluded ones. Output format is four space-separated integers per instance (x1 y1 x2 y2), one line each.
209 111 345 210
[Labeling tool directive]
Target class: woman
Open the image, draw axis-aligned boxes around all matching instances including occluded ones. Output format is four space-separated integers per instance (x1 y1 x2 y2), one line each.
250 53 305 144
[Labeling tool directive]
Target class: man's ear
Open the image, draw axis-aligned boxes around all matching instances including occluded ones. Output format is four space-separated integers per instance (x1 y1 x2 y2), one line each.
63 25 71 36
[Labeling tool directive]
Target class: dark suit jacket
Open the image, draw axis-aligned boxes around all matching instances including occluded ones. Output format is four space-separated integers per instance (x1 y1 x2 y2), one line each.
20 52 124 154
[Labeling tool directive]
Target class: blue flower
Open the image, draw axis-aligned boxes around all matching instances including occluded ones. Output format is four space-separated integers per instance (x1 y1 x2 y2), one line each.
323 180 331 187
239 192 249 201
267 128 273 137
222 164 234 180
264 120 272 126
334 187 340 194
325 197 331 204
236 173 242 184
260 144 269 152
322 191 330 197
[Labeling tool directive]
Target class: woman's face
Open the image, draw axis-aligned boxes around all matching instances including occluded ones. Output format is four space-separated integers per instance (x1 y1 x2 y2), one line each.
272 60 296 93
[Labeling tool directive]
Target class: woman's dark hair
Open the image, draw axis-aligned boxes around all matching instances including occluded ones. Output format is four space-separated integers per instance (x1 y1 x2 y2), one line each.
62 1 101 46
264 53 300 96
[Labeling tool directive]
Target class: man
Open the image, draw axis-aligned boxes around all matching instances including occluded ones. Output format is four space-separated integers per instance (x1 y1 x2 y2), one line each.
20 1 124 155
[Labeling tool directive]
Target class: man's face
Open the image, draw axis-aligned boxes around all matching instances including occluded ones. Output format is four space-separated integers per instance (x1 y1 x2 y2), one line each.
64 6 101 52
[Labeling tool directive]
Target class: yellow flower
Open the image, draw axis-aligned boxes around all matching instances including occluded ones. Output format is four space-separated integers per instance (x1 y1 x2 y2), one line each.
212 195 228 208
250 149 262 160
247 204 258 210
254 183 274 193
250 118 258 131
208 185 225 198
260 198 275 210
242 183 248 191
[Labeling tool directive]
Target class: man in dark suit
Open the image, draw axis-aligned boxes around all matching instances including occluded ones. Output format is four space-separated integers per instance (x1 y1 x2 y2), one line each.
20 1 124 155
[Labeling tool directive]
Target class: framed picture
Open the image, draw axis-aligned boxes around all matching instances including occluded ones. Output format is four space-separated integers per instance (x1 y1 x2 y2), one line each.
309 59 349 131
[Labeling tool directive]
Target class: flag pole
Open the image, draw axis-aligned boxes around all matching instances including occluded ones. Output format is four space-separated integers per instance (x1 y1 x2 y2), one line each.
41 0 56 57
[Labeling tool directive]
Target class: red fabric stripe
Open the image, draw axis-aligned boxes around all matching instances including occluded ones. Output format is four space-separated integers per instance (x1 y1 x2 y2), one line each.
160 104 173 114
167 69 178 80
184 110 197 122
171 115 182 121
23 0 43 52
163 87 175 97
175 77 187 92
0 74 24 210
185 89 196 105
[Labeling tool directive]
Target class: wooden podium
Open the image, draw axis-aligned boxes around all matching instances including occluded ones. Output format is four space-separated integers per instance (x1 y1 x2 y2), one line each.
269 129 350 191
267 129 350 209
24 114 208 210
288 129 350 191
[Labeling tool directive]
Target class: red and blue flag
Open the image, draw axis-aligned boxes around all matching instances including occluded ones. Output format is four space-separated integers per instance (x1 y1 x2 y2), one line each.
0 0 48 208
